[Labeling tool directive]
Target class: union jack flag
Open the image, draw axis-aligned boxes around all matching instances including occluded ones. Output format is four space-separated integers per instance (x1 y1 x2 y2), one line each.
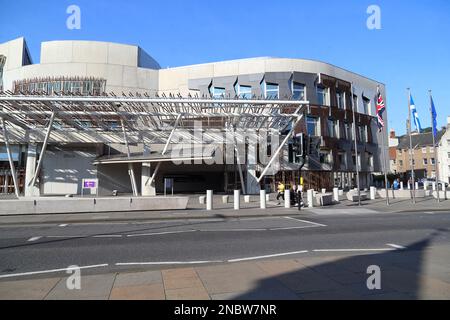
376 90 385 131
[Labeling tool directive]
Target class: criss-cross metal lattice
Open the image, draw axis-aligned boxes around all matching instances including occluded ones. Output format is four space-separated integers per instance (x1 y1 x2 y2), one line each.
0 92 309 140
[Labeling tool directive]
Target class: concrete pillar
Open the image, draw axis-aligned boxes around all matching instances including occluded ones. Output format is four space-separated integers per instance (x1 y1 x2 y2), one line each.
333 188 339 202
246 133 260 195
284 189 291 208
234 190 240 210
206 190 213 211
25 144 39 197
260 190 266 209
307 189 314 208
370 187 376 200
141 144 156 196
400 181 404 190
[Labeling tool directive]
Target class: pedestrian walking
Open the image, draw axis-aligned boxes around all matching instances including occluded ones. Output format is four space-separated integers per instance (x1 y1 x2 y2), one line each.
276 181 285 205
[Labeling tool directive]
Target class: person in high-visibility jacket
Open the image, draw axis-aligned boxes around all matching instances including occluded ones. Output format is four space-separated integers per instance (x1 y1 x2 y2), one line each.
276 182 285 204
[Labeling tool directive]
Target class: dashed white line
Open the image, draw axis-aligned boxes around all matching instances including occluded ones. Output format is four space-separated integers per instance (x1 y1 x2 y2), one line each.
58 224 68 227
386 243 407 249
127 230 197 237
92 235 123 238
0 264 109 279
312 248 395 253
116 260 222 266
27 236 42 242
283 216 327 227
227 250 309 262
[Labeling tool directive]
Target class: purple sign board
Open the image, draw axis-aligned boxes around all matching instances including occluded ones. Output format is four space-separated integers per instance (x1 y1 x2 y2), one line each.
83 180 97 189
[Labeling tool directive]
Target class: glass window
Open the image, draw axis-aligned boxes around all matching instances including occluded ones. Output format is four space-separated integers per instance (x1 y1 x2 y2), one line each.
316 86 328 106
362 97 371 115
292 82 306 100
336 91 345 109
367 153 374 167
319 151 332 165
306 116 320 136
352 95 358 111
423 158 428 165
358 125 367 142
431 158 436 165
235 84 252 99
210 86 225 99
327 118 338 138
344 122 352 140
264 82 279 99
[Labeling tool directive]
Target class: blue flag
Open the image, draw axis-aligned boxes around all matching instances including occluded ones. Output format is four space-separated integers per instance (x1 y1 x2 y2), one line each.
430 95 438 138
410 94 422 133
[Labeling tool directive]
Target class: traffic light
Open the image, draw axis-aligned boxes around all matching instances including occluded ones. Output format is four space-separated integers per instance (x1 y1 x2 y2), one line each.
306 136 321 156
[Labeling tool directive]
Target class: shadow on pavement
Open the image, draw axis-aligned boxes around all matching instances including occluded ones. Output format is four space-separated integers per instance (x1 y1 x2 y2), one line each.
233 232 443 300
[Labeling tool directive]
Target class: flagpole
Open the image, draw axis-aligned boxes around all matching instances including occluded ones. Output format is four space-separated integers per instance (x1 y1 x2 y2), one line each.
351 83 361 206
378 86 390 205
429 90 440 203
407 88 416 204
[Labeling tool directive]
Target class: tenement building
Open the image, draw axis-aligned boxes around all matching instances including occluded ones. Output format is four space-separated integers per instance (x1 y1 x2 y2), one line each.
0 37 388 196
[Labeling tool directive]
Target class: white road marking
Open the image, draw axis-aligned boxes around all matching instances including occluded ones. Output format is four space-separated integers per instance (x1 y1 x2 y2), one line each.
27 236 42 242
199 228 267 232
116 260 223 266
92 235 123 238
227 250 309 262
126 230 197 237
0 264 109 279
45 235 84 238
269 225 319 231
283 216 327 227
58 224 68 227
313 248 395 252
386 243 407 249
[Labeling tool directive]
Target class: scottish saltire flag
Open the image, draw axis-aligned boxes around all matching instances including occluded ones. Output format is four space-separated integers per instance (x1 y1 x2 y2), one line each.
410 94 422 133
430 95 438 138
376 91 385 131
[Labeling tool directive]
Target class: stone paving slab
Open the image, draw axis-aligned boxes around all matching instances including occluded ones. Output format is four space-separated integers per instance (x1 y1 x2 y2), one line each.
1 252 449 300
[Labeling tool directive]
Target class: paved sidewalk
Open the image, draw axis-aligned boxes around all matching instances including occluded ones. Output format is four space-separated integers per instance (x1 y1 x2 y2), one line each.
1 244 449 300
0 195 448 225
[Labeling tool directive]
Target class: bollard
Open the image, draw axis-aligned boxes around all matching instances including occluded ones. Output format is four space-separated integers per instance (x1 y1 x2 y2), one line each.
432 182 436 191
370 186 376 200
400 181 404 190
307 189 314 208
333 188 339 203
206 190 213 211
260 190 266 209
266 194 270 202
244 195 251 203
321 188 326 194
284 190 291 208
415 182 419 190
234 190 240 210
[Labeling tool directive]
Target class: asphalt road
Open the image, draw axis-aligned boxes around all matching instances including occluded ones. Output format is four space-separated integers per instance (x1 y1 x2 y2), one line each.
0 210 449 280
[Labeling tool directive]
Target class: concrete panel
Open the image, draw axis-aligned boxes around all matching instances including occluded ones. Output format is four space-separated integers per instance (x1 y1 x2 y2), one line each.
72 41 108 64
40 41 74 64
188 64 214 79
0 196 189 215
106 64 124 87
238 59 266 75
107 43 138 67
213 61 239 77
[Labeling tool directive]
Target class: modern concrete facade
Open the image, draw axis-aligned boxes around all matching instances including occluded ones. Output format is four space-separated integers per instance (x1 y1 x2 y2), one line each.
0 38 388 197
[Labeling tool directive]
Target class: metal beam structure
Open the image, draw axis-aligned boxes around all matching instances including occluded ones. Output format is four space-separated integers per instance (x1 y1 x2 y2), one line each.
0 93 310 196
120 119 139 197
29 112 55 187
1 118 20 197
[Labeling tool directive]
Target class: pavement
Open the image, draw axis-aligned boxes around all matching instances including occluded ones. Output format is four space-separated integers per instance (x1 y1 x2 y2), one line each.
0 194 449 225
0 204 449 300
1 247 449 300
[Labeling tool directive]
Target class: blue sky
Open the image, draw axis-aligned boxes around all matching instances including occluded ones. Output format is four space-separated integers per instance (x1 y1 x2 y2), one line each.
1 0 449 135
